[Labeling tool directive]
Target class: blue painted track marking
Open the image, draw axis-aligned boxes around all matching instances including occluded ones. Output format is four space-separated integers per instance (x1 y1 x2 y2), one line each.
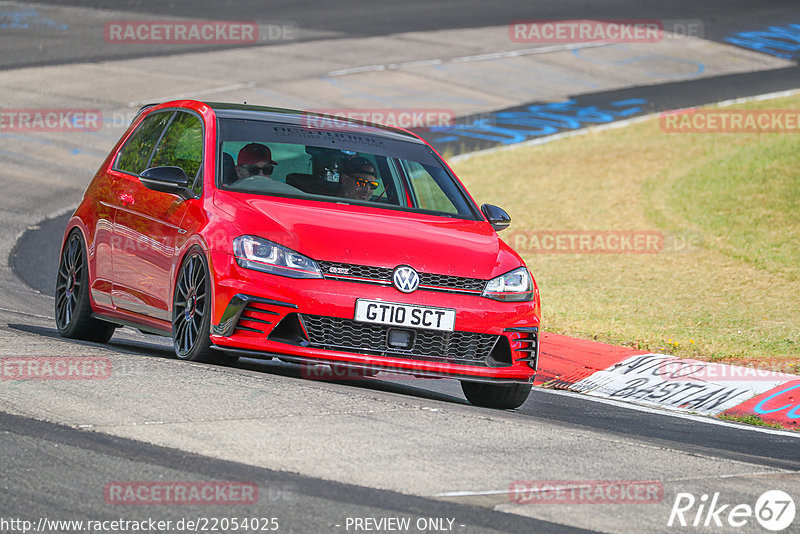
726 23 800 60
429 98 647 145
0 7 68 30
570 45 705 78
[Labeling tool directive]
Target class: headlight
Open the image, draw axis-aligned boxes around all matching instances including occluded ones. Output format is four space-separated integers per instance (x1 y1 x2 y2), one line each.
233 235 322 279
482 267 533 302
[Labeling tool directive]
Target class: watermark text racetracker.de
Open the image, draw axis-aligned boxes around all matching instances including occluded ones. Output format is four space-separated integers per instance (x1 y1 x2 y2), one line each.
103 20 297 44
0 107 455 134
305 108 456 130
508 230 702 254
104 481 258 505
508 19 703 43
0 516 279 533
0 108 102 132
661 109 800 133
1 357 110 380
508 480 663 504
656 359 795 383
300 361 458 381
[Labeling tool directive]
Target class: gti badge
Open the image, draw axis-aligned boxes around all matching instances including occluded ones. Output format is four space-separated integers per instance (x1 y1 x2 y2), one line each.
392 265 419 293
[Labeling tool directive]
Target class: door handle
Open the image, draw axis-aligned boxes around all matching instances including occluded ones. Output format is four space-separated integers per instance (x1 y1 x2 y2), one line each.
119 193 134 206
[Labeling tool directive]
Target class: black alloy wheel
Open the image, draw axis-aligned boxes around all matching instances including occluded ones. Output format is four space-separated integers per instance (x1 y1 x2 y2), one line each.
172 250 218 362
54 230 115 342
172 251 211 361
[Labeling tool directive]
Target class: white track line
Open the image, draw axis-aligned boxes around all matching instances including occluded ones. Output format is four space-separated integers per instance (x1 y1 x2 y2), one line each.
536 387 800 439
327 42 611 76
435 468 794 499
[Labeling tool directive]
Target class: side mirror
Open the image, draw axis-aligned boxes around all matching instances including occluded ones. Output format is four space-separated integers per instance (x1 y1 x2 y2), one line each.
481 203 511 231
139 166 192 199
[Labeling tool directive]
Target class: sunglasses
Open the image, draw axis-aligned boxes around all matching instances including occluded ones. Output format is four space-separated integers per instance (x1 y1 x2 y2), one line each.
243 164 274 175
349 173 378 189
354 178 379 190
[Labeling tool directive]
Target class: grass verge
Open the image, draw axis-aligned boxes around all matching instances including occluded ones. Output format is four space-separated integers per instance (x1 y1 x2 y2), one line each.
717 413 789 431
452 94 800 371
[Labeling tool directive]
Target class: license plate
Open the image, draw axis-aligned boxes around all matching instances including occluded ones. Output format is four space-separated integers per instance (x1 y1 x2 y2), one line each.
354 299 456 332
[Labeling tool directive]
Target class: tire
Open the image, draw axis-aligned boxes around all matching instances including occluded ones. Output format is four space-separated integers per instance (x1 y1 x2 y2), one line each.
461 381 532 409
172 249 217 362
54 230 115 343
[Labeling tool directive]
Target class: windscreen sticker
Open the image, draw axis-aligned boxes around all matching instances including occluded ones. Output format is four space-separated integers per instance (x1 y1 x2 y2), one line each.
270 126 387 151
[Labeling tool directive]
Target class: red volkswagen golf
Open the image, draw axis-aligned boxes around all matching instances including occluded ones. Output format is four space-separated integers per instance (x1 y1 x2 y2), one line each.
55 100 540 408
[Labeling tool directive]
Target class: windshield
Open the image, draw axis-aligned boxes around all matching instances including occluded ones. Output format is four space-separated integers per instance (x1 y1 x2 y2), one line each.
216 118 479 219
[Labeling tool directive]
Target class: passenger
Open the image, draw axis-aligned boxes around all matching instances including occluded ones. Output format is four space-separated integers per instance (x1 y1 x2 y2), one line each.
338 157 378 201
235 143 278 179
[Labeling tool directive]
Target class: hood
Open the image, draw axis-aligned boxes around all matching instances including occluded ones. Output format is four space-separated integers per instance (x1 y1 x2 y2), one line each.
213 192 523 280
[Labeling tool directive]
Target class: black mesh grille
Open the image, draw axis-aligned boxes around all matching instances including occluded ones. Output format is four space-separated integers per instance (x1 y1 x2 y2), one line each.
299 314 502 366
317 261 486 292
318 261 393 280
418 273 485 291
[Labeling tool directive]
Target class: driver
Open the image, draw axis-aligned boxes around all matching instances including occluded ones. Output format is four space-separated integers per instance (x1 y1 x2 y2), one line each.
235 143 278 179
338 157 378 201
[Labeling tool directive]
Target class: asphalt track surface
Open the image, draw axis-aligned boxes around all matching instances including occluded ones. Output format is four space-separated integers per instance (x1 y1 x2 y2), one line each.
4 0 798 69
1 411 582 534
2 362 800 533
4 1 800 533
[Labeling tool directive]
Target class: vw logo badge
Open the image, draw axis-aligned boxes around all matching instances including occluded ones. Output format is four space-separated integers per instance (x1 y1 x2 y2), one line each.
392 265 420 293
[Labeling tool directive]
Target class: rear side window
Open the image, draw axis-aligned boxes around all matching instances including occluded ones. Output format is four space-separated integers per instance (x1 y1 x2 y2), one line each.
116 111 173 174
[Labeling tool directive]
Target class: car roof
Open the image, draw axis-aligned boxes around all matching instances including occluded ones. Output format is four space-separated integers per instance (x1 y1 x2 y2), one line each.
204 101 426 144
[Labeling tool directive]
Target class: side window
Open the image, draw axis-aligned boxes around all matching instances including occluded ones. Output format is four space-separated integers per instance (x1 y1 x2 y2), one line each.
151 112 204 195
401 159 458 214
115 112 173 175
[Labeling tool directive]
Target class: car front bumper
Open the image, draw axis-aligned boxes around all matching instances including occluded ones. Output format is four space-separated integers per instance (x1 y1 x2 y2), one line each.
208 250 540 382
